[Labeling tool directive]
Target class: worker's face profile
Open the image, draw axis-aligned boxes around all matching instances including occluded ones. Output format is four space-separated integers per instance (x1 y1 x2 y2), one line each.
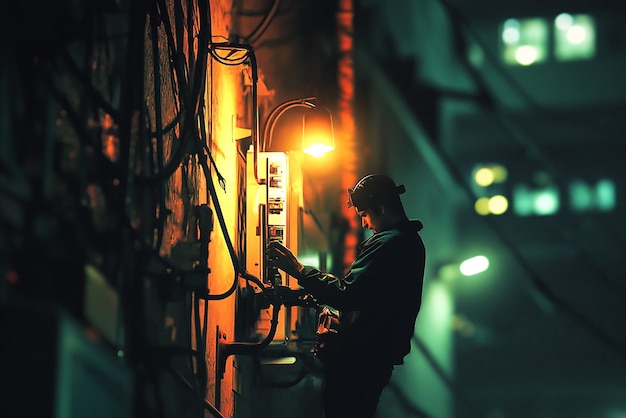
356 208 383 233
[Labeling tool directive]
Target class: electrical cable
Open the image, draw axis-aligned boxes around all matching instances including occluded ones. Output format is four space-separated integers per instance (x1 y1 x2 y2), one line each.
245 0 282 45
202 42 272 298
197 152 243 300
262 97 316 151
148 10 168 251
209 45 251 66
7 0 223 415
137 0 199 185
236 0 297 17
192 0 210 108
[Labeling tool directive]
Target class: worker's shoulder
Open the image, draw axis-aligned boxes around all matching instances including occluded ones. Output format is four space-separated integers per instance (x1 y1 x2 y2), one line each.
372 221 423 244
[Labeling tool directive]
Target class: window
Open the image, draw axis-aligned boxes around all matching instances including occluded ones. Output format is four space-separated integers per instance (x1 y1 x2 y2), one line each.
554 13 596 61
501 18 549 66
501 13 596 65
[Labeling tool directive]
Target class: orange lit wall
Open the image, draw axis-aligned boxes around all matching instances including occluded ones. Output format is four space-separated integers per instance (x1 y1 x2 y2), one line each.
201 1 240 415
151 0 241 415
337 0 359 272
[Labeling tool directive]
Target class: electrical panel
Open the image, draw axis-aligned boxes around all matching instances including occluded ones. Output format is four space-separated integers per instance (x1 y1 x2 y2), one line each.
245 148 302 343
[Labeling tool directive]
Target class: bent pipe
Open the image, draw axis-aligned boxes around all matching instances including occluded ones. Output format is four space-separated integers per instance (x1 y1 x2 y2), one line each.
217 301 281 379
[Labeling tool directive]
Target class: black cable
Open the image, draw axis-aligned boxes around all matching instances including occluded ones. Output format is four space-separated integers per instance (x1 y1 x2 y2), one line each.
137 0 198 185
197 96 227 191
197 152 241 300
246 0 282 45
148 112 183 138
149 9 168 251
236 0 297 17
191 0 210 107
209 46 251 66
187 0 195 89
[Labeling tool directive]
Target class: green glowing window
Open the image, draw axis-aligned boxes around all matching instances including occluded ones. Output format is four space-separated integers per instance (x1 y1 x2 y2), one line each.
513 183 560 216
569 179 615 212
501 18 548 66
554 13 596 61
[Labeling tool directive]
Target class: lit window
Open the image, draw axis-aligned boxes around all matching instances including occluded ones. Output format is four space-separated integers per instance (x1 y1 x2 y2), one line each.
554 13 595 61
472 163 509 216
472 164 508 187
501 18 548 66
488 195 509 215
474 197 491 216
474 195 510 216
569 179 615 213
513 183 560 216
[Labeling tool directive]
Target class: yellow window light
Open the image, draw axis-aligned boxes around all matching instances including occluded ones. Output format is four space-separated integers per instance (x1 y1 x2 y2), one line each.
488 195 509 215
474 168 495 187
473 164 508 187
474 197 491 216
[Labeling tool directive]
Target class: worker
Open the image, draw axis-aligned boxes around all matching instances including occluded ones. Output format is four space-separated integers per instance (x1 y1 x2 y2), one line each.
266 173 426 418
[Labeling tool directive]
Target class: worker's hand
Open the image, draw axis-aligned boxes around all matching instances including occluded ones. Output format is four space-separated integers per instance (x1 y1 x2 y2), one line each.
265 242 305 278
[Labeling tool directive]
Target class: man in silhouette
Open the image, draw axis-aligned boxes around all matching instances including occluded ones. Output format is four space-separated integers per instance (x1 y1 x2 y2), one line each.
267 174 426 418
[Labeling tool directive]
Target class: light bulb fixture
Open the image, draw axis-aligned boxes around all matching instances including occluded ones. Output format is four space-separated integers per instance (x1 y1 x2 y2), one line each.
302 107 335 158
262 97 335 158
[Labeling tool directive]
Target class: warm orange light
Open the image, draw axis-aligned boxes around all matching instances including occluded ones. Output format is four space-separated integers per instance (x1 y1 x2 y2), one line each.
302 107 335 158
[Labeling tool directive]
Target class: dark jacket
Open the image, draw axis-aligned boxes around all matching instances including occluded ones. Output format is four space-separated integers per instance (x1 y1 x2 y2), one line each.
298 220 425 365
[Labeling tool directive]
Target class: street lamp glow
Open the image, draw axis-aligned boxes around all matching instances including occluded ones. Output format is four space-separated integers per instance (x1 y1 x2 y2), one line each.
302 107 335 158
303 142 334 158
460 255 489 277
